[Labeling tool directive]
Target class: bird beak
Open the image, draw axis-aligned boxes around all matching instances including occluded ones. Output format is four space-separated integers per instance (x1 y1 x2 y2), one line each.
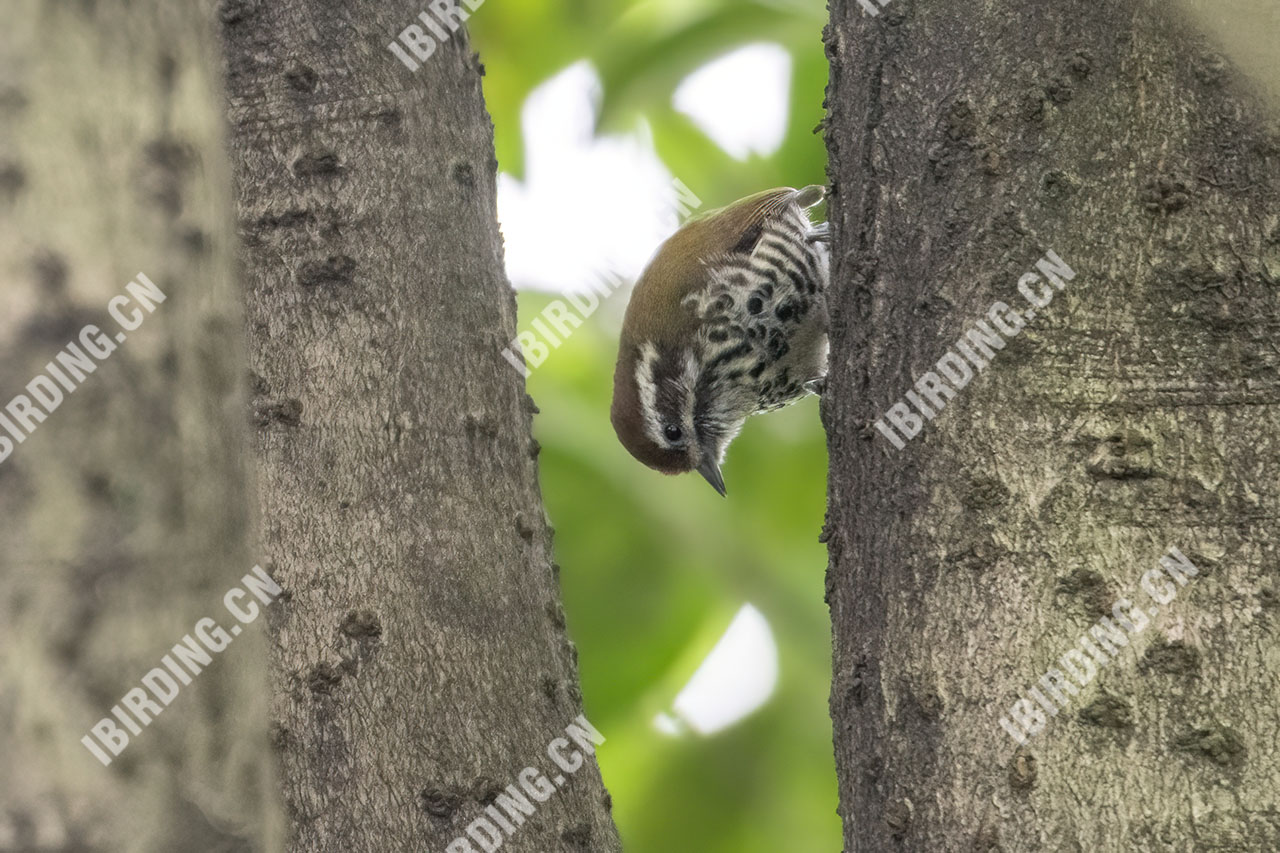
697 457 727 497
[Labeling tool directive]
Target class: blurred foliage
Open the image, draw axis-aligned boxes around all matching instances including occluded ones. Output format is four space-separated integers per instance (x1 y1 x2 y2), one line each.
471 0 828 192
523 301 835 853
469 2 837 851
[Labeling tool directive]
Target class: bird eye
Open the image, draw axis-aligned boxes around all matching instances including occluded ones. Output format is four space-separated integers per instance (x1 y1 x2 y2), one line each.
663 424 683 443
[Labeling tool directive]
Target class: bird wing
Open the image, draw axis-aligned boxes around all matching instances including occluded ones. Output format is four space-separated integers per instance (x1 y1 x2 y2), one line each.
622 186 825 349
683 186 830 411
686 185 824 258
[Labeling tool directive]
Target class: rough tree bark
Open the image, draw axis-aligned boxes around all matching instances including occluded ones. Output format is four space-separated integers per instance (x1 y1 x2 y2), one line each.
0 2 277 851
824 0 1280 850
220 3 621 851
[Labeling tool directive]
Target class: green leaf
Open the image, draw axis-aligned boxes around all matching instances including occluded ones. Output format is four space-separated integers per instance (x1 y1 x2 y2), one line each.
593 1 823 133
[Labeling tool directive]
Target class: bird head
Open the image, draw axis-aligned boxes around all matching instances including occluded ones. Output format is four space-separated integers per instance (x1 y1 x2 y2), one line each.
610 186 826 496
610 338 745 496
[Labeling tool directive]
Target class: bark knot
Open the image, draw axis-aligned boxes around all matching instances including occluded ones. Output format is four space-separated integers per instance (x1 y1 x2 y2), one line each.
1055 567 1113 616
298 255 356 288
1078 693 1133 729
418 788 462 819
253 397 303 428
1141 175 1192 213
339 609 382 640
0 161 26 203
1139 640 1200 676
1172 726 1246 767
307 662 342 695
292 152 343 178
219 0 257 25
284 64 318 93
1008 750 1037 791
562 823 593 847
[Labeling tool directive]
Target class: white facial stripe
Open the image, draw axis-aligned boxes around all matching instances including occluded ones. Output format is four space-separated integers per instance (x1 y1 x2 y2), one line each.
682 350 698 417
681 350 699 454
635 341 666 446
635 342 703 452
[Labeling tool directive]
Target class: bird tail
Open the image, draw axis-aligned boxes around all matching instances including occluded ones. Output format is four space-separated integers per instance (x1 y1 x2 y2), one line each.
795 185 827 209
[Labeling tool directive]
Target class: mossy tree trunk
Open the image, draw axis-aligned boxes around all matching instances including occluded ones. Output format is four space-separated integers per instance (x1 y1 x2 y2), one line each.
823 0 1280 849
1 2 277 850
220 3 621 851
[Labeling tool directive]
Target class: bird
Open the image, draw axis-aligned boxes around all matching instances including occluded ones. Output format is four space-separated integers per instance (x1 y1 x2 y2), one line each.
611 185 831 496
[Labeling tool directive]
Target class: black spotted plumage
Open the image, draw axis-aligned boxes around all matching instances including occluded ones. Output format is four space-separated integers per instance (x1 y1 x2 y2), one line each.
682 192 830 414
611 185 830 492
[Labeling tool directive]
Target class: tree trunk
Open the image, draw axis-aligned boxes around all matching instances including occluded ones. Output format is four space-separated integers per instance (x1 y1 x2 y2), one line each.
823 0 1280 850
0 2 277 851
220 4 621 851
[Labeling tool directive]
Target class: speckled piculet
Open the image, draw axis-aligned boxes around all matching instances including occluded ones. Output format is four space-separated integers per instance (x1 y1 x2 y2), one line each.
611 186 831 496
